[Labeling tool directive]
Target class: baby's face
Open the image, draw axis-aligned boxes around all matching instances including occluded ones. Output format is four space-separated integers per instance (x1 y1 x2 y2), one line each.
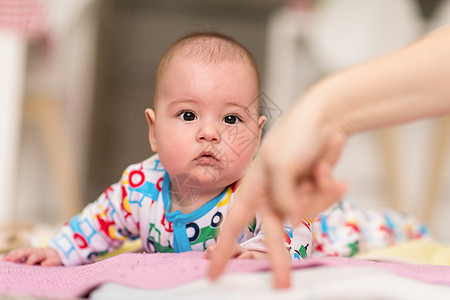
146 57 265 193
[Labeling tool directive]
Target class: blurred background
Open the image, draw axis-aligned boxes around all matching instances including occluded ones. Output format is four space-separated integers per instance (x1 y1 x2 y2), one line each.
0 0 449 245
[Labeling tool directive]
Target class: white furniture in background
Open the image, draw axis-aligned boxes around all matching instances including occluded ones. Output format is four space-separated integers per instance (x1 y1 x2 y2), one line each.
0 0 99 225
0 32 27 224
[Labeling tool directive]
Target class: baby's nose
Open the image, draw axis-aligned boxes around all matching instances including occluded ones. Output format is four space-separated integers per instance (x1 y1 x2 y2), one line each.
197 123 221 143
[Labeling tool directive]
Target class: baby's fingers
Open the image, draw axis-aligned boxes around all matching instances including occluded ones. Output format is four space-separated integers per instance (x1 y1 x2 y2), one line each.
41 257 62 267
2 248 61 266
2 248 33 263
26 252 46 265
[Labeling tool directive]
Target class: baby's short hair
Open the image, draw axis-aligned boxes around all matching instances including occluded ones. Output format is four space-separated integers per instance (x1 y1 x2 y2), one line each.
154 32 260 105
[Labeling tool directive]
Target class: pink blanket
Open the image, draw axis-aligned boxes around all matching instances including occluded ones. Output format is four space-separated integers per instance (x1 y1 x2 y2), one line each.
1 252 450 299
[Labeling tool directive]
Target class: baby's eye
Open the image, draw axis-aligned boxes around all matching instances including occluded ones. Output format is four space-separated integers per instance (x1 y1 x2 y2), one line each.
178 111 197 121
223 114 241 124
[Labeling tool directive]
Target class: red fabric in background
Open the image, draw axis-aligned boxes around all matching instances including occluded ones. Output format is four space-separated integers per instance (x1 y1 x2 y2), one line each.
0 0 46 38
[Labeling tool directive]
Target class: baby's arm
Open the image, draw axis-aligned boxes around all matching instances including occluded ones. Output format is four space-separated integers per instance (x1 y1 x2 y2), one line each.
48 183 138 265
2 247 62 266
1 183 125 267
47 165 145 266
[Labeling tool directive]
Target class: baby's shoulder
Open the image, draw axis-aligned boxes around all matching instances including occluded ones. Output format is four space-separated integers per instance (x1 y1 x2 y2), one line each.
121 154 166 184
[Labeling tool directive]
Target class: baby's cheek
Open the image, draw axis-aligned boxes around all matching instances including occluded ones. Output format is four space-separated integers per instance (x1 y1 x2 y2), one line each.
225 149 256 181
222 130 260 160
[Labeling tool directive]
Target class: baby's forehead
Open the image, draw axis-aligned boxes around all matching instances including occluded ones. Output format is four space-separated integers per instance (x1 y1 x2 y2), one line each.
156 56 259 100
154 63 260 111
166 56 255 78
163 52 255 76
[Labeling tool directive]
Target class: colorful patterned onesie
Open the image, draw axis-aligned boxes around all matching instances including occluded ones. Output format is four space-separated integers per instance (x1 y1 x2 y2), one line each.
312 199 429 257
47 154 312 266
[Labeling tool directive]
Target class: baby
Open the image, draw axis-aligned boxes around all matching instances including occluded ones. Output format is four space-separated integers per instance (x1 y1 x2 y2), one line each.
3 32 314 266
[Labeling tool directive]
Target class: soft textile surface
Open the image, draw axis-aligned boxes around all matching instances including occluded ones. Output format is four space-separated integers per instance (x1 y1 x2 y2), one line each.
356 239 450 265
2 252 450 299
92 266 450 300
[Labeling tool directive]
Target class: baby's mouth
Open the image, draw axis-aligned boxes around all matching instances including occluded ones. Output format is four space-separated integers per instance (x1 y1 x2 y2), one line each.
195 152 219 165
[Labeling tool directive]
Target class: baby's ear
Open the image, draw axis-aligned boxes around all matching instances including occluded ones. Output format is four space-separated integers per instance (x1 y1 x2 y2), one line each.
257 115 266 135
252 115 266 151
145 108 157 152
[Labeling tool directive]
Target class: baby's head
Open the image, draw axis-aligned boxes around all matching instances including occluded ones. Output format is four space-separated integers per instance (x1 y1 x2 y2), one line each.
145 32 265 195
153 32 261 107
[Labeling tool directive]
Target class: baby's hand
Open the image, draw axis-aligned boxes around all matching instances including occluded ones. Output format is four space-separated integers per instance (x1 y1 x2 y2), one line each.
204 243 268 260
2 247 62 266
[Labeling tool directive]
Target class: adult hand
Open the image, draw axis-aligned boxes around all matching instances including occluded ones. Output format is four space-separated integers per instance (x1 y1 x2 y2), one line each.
204 243 269 260
209 25 450 289
208 99 348 288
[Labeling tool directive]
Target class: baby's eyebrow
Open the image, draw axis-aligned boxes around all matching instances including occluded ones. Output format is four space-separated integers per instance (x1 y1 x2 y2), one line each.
167 98 197 109
224 101 251 113
167 98 253 113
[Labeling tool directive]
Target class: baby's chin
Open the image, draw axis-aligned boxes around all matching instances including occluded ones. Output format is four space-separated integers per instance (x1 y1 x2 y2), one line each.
190 172 236 188
169 168 239 190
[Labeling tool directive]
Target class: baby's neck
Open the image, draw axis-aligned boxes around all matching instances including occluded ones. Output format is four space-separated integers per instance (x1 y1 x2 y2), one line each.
169 186 225 214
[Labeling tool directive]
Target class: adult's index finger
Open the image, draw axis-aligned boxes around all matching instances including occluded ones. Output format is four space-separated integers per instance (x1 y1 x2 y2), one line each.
207 197 255 280
261 207 292 288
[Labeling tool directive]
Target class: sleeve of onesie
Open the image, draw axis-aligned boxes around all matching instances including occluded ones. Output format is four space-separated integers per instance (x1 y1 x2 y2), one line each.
312 199 430 257
238 215 313 261
47 166 142 266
